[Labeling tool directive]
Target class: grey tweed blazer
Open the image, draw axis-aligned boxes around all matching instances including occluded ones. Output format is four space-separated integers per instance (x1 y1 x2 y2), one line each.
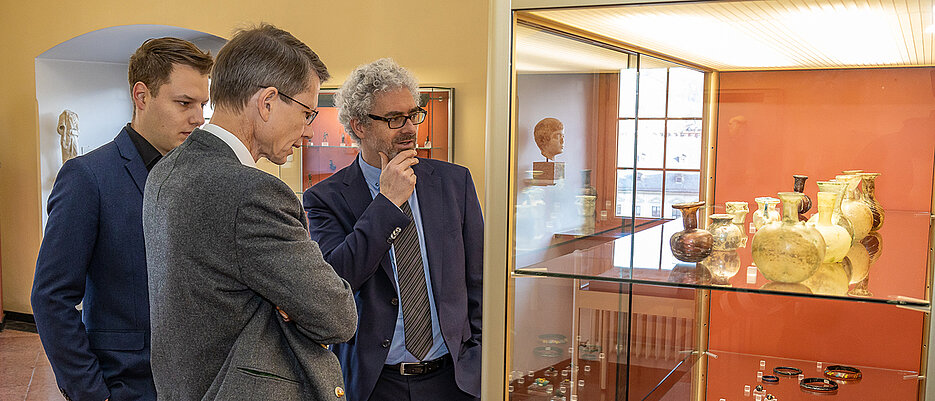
143 128 357 400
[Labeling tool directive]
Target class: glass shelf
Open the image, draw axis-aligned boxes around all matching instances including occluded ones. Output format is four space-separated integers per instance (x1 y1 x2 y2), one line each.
508 343 921 400
514 210 932 307
705 350 920 400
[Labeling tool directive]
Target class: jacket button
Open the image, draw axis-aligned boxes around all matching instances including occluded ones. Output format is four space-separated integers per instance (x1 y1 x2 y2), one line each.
335 386 345 397
382 339 391 348
391 297 398 306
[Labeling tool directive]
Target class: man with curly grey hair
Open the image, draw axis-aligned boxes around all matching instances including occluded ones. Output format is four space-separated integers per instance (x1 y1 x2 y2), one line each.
303 58 483 401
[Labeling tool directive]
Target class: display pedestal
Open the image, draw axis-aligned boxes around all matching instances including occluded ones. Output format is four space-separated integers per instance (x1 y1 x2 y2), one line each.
531 161 564 186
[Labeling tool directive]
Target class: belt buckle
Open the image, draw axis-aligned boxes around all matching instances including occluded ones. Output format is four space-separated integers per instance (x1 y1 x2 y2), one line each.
399 362 424 376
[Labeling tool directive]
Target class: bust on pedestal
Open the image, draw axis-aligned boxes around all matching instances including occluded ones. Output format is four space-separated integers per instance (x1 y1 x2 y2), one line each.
531 117 564 185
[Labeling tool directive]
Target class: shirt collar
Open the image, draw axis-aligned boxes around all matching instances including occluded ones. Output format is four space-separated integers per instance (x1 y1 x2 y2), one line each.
124 123 162 172
358 154 382 193
200 124 256 168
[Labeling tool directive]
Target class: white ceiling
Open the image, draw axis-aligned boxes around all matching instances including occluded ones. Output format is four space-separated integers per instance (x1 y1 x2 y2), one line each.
521 0 935 71
38 24 227 64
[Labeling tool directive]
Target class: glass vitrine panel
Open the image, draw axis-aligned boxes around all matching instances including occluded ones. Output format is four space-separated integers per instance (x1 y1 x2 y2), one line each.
508 1 934 400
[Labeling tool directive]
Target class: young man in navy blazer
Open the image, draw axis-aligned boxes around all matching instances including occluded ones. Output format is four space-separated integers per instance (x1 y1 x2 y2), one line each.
303 58 483 401
31 38 212 401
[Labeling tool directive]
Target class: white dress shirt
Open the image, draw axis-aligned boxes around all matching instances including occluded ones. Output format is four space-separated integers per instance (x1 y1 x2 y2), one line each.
200 124 256 168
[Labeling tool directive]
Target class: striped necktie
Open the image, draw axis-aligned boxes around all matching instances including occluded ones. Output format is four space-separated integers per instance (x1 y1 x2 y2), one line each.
395 201 433 360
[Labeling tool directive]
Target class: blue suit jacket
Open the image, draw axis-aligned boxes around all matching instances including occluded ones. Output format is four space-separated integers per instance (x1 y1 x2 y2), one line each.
303 158 483 401
32 127 156 401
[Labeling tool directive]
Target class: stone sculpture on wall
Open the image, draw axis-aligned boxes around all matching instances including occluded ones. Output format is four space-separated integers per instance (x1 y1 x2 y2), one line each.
57 110 79 162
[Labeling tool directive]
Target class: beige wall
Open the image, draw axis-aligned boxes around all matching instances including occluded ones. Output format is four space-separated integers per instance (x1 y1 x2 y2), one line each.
0 0 488 314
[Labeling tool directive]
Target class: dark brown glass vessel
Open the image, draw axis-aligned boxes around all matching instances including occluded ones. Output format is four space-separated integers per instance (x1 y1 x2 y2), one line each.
793 174 812 221
670 201 714 262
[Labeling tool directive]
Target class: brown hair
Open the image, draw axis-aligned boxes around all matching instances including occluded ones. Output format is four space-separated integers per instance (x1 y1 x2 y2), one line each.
210 23 330 111
128 37 213 97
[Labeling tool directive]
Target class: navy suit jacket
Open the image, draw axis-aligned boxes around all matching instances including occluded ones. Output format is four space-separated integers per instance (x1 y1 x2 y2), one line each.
32 127 156 401
303 158 483 401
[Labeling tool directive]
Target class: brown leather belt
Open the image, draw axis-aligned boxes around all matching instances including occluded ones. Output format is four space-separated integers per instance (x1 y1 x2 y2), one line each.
384 354 452 376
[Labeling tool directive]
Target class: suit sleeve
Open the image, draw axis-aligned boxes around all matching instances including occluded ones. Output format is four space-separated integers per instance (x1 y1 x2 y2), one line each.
303 189 410 291
31 159 111 401
234 177 358 344
462 169 484 345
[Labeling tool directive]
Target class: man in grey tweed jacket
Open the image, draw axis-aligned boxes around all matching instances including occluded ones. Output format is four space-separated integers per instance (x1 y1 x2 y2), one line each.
142 24 357 400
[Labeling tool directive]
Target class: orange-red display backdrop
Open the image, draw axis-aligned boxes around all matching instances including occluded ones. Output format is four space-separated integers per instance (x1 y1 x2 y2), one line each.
709 68 935 382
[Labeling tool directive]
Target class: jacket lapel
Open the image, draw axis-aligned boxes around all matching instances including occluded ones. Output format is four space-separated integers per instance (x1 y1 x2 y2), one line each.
342 159 396 280
413 161 444 291
115 127 149 195
341 158 375 221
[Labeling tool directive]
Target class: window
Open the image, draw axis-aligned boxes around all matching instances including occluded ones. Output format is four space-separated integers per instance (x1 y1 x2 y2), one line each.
616 55 704 218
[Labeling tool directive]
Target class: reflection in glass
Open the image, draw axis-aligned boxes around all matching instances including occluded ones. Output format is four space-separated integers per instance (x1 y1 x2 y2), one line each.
638 171 663 218
616 169 634 217
801 260 851 296
635 120 665 168
617 169 664 218
617 119 636 168
619 67 638 118
700 250 740 285
667 67 704 117
665 120 702 169
663 172 700 219
638 67 667 118
846 240 871 285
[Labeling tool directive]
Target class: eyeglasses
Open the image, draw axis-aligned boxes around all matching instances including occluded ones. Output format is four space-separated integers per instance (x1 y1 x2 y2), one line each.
368 108 427 129
278 92 318 126
258 86 318 125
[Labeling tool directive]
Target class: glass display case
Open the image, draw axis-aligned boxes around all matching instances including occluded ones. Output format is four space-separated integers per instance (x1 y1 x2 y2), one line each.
505 1 935 400
256 87 453 195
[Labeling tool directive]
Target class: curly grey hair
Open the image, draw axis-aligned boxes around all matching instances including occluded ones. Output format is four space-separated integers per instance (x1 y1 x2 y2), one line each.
335 58 420 142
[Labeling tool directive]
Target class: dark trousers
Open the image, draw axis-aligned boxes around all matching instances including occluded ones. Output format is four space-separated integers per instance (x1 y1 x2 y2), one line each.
368 358 478 401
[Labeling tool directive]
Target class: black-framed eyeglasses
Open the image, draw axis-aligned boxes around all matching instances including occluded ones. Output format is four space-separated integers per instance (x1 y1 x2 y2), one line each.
258 86 318 125
368 108 427 129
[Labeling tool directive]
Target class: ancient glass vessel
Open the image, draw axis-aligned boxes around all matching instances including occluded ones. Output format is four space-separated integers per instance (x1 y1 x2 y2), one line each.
577 170 597 235
725 201 749 247
808 181 855 245
836 174 872 241
751 192 826 283
857 172 884 232
752 197 780 231
792 175 811 220
700 250 741 285
709 214 743 251
669 201 714 263
808 192 850 263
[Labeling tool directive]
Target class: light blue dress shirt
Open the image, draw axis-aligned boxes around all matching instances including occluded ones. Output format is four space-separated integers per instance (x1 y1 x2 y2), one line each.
358 155 449 363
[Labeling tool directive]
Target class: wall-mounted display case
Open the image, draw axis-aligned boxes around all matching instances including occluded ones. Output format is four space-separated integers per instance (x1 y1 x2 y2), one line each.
256 87 453 195
505 1 935 400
